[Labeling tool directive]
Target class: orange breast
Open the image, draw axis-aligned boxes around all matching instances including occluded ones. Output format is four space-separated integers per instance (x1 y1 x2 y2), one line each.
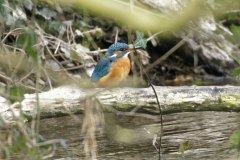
95 57 130 88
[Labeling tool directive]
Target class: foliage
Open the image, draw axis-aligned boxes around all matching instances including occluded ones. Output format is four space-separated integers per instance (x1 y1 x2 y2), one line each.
0 1 70 159
16 28 38 62
133 30 147 49
1 0 240 159
179 140 190 156
230 24 240 45
229 130 240 152
9 86 25 104
49 21 62 32
233 67 240 80
0 0 6 18
0 111 68 159
229 23 240 78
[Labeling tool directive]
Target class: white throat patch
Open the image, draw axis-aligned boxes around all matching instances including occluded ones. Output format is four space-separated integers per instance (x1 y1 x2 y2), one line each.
110 54 116 57
124 51 130 58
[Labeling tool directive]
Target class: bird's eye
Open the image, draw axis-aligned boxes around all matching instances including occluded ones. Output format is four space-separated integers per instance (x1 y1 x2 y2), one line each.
119 48 126 51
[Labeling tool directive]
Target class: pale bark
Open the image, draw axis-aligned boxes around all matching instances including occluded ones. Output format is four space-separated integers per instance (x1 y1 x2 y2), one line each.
1 85 240 123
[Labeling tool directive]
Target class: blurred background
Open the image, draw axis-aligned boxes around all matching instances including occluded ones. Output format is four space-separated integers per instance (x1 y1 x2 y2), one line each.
1 0 240 93
1 0 240 159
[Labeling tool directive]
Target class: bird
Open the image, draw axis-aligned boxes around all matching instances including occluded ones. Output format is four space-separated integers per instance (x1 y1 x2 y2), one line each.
90 42 134 91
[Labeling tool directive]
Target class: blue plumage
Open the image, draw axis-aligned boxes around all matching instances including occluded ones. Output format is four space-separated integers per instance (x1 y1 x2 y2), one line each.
90 42 130 83
90 57 117 82
90 51 129 82
104 42 128 57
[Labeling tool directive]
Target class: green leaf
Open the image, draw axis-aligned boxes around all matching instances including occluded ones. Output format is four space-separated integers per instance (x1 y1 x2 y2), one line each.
0 116 6 127
233 67 240 79
22 0 33 11
49 21 62 32
179 140 190 155
10 131 27 153
136 30 144 39
70 50 82 62
230 24 240 43
9 86 25 104
0 0 6 18
133 30 147 49
228 13 237 20
36 7 57 20
19 111 32 122
191 80 214 85
230 130 240 146
230 24 240 37
17 28 38 62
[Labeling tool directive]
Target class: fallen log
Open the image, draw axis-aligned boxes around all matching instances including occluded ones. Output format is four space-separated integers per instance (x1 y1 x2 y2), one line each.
1 85 240 123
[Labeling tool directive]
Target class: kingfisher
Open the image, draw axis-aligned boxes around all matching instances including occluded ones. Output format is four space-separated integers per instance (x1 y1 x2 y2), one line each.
90 42 136 91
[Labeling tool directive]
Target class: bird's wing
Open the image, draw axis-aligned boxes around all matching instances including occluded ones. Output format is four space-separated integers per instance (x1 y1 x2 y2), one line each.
90 57 116 82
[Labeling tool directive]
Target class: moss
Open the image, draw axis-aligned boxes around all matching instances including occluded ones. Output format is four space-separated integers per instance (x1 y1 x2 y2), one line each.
107 93 240 114
158 94 240 114
69 106 80 113
112 104 132 112
220 94 240 106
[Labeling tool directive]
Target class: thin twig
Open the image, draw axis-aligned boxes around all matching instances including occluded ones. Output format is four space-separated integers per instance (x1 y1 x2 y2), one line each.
46 64 84 72
0 92 24 102
54 41 60 54
18 68 34 83
110 107 159 120
2 44 26 53
19 83 43 92
147 30 157 47
41 67 53 90
69 22 76 43
8 105 33 145
215 22 233 35
1 28 25 42
33 59 41 147
42 145 56 159
115 29 119 43
144 33 190 73
134 47 163 159
46 46 78 82
37 139 64 147
0 73 12 83
10 54 25 80
82 28 102 35
127 26 139 85
86 49 108 55
0 141 10 159
147 30 166 42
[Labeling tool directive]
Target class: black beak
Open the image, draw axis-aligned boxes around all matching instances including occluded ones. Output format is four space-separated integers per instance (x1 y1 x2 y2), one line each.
128 44 144 51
